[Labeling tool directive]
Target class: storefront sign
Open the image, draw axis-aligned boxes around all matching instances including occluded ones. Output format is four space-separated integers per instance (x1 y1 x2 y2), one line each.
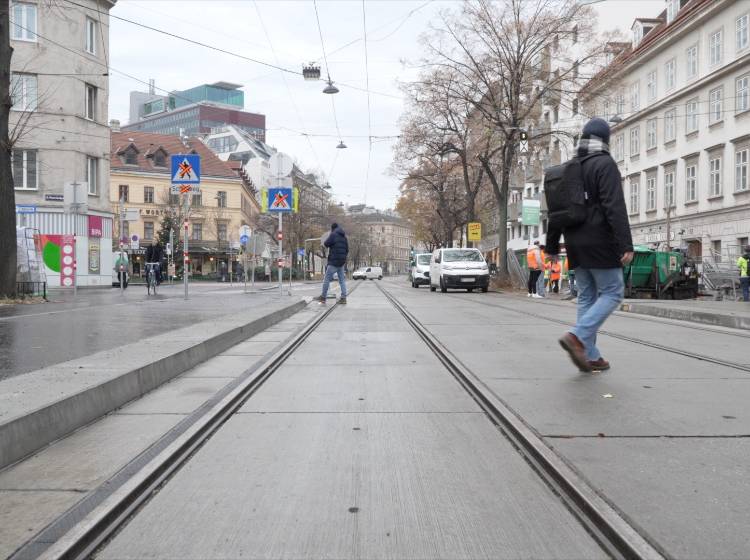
88 241 100 274
88 215 103 238
521 199 541 226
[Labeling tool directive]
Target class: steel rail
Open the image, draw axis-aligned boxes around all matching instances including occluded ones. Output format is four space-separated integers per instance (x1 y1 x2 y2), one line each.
378 283 668 560
37 298 342 560
445 293 750 374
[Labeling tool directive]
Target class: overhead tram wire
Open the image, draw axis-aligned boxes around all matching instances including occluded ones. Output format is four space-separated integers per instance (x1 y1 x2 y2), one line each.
312 0 346 147
362 0 373 205
252 0 325 176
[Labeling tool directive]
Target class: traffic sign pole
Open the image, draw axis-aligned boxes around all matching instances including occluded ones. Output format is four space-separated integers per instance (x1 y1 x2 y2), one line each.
278 212 283 297
183 201 189 301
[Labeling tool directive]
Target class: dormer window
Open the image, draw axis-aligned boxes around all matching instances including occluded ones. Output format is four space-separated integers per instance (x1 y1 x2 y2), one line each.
124 147 137 165
151 147 168 167
666 0 678 24
633 23 643 47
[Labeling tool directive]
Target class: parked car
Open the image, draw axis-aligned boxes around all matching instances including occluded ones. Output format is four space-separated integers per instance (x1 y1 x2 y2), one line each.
353 266 383 280
411 253 432 288
429 248 489 293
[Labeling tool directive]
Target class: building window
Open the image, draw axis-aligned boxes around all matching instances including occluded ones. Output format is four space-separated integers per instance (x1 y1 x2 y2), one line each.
603 100 610 120
192 223 202 241
630 81 640 112
665 58 676 91
712 240 722 260
572 60 579 79
614 133 624 162
192 193 202 207
685 164 697 202
693 43 709 78
736 148 749 192
630 126 640 156
646 118 657 149
709 87 723 123
144 222 154 240
629 180 640 214
665 109 676 141
647 70 657 101
737 75 749 112
144 186 154 204
10 73 37 111
709 29 723 66
153 151 166 167
216 191 227 208
123 148 137 165
85 84 97 120
86 156 98 195
85 17 97 55
666 0 677 24
646 177 656 211
11 2 36 41
737 13 749 51
217 223 227 241
572 24 578 44
710 157 722 197
572 97 579 115
118 184 129 202
664 170 675 208
686 98 699 133
12 149 37 190
615 91 625 115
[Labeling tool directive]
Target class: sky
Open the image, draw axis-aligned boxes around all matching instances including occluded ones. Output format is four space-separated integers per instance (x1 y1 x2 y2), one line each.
108 0 665 211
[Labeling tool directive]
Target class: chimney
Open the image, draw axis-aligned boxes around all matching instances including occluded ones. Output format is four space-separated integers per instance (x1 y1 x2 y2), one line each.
109 119 120 132
148 78 155 95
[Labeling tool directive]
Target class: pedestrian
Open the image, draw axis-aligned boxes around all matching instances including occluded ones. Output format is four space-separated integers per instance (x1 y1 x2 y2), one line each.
547 117 634 372
114 251 129 289
526 241 543 298
316 223 349 305
738 246 750 302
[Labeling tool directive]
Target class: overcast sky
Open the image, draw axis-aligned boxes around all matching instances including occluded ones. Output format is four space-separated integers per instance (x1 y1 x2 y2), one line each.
109 0 665 210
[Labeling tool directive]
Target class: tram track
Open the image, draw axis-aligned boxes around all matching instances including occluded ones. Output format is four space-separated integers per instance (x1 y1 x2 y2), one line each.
376 284 667 560
437 291 750 374
38 283 666 560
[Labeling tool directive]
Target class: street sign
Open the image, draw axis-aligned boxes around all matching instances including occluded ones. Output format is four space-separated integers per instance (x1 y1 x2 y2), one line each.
240 235 249 245
468 222 482 241
239 225 251 238
131 234 140 250
124 208 141 222
170 184 200 194
171 154 201 184
267 187 294 213
165 242 172 255
64 181 88 214
15 205 36 214
519 140 529 153
297 248 305 257
45 193 64 202
521 199 541 225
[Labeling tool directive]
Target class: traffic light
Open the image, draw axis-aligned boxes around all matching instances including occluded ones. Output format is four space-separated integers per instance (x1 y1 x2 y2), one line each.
276 231 283 241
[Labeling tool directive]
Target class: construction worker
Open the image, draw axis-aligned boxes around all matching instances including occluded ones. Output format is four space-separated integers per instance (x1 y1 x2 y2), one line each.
738 246 750 302
550 259 561 294
537 244 548 297
526 241 543 298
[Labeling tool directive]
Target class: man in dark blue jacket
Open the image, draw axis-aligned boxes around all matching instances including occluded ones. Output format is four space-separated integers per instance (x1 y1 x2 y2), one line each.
547 118 634 372
316 223 349 304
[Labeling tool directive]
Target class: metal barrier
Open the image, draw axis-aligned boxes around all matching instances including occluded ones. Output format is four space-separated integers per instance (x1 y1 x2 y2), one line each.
16 281 47 300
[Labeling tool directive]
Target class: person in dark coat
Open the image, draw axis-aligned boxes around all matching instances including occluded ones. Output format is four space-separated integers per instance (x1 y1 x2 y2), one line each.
317 223 349 304
547 117 634 372
145 242 165 284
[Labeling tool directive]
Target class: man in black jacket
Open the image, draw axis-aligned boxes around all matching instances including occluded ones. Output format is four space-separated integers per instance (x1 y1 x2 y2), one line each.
316 223 349 304
547 118 634 372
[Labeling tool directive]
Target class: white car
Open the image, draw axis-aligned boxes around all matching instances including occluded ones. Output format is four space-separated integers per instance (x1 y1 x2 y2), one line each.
429 248 489 293
411 253 432 288
352 266 383 280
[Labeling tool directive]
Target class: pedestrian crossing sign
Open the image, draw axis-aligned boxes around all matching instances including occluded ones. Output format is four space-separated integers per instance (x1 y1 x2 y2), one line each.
262 187 299 213
171 154 201 184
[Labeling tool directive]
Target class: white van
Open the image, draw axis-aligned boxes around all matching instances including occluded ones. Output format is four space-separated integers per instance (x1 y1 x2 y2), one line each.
352 266 383 280
429 248 489 293
411 253 432 288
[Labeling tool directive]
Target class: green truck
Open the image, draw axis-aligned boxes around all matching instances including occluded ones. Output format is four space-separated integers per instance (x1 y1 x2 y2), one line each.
623 245 699 299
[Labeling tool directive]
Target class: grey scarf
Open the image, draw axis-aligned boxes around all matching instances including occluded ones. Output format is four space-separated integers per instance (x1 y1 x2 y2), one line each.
576 135 610 157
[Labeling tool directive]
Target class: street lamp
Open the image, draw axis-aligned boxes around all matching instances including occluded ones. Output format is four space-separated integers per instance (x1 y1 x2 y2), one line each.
336 140 347 149
323 80 339 94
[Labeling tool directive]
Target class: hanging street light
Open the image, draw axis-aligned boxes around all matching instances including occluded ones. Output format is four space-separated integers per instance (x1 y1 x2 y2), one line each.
323 79 339 94
336 141 347 149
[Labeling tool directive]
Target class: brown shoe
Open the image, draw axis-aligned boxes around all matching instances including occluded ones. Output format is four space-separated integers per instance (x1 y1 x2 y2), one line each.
588 358 610 371
559 333 592 372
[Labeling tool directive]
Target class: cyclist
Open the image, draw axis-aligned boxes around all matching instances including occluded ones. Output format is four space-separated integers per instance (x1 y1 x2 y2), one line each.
145 242 165 285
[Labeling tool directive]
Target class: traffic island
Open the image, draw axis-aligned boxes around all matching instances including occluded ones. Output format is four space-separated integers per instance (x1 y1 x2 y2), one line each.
619 300 750 330
0 298 308 471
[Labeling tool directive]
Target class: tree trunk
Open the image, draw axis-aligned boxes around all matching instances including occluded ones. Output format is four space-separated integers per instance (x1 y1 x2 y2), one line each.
0 4 15 298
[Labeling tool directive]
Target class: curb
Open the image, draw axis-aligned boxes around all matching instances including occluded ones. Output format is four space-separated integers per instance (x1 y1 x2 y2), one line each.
0 299 307 471
619 302 750 331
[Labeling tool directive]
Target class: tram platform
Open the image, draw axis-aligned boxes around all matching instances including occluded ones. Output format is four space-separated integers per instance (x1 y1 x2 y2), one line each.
620 297 750 330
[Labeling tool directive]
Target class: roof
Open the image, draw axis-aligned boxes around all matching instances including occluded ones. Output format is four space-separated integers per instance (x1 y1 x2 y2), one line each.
111 131 241 180
585 0 714 92
209 81 243 90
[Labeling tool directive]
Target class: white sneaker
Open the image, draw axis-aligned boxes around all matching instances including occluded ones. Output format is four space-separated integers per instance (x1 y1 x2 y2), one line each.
532 293 543 299
527 293 532 297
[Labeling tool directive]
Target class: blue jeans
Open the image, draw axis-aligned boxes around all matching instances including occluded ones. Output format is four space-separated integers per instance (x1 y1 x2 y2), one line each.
741 277 750 302
571 267 624 361
536 270 546 297
321 265 347 298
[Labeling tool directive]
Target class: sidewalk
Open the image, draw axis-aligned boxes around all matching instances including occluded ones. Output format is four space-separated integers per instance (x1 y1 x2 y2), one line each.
619 298 750 330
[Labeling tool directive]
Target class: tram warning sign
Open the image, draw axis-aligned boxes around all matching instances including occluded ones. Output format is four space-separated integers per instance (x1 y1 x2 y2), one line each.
171 154 201 184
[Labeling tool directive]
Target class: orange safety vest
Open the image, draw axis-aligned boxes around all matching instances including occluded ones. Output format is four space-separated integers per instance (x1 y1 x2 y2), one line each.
527 247 540 270
550 261 561 281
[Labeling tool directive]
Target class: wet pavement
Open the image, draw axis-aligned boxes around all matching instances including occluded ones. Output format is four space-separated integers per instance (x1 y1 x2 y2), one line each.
0 282 320 380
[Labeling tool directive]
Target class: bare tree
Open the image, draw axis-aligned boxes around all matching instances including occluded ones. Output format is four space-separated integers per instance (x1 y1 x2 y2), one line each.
420 0 607 278
0 4 14 297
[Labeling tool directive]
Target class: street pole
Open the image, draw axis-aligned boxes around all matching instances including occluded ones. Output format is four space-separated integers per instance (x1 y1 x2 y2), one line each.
665 205 672 252
183 193 189 300
168 227 174 285
70 180 81 298
278 212 283 297
119 194 125 296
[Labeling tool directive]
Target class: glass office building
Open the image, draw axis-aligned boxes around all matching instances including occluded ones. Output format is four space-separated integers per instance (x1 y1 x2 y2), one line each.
172 82 244 110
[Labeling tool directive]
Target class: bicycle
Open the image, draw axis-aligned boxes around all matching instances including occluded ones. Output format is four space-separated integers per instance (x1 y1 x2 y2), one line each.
145 262 160 295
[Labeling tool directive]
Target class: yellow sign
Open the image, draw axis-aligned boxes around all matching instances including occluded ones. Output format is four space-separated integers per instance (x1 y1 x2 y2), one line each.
468 222 482 241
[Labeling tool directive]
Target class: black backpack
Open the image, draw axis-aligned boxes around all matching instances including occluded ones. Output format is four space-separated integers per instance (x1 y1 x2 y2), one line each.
543 154 601 229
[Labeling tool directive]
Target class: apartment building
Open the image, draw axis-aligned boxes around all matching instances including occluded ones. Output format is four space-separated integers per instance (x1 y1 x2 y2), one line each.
110 131 260 277
11 0 115 287
582 0 750 261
